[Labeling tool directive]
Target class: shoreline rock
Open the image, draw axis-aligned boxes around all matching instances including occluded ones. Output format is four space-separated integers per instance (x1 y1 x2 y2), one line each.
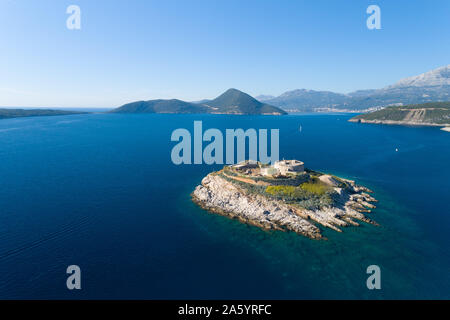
349 118 449 127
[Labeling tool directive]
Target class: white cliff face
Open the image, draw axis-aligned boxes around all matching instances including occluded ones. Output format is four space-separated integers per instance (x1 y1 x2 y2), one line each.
388 65 450 88
192 173 378 240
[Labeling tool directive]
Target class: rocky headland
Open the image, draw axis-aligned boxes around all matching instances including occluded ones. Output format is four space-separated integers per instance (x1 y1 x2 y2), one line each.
349 101 450 130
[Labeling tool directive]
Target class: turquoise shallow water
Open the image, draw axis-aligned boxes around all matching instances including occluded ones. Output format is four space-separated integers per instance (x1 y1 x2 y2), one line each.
0 113 449 299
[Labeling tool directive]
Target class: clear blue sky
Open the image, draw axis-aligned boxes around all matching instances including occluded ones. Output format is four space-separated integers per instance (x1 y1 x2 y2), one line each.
1 0 449 108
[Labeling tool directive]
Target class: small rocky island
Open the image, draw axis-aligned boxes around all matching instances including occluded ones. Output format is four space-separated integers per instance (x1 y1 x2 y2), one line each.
192 160 378 240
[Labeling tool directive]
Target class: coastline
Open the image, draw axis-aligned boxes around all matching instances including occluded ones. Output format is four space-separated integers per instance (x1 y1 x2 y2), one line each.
349 118 450 133
348 118 450 127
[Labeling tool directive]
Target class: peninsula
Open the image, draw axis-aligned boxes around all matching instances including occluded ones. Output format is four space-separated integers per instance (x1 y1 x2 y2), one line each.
111 88 287 115
0 108 86 120
349 102 450 130
192 160 378 240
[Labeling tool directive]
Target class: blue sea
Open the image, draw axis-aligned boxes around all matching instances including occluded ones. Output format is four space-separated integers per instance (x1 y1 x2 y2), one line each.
0 113 449 299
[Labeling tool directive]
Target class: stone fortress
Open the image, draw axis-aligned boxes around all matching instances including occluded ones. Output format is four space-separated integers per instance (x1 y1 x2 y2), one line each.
232 159 304 177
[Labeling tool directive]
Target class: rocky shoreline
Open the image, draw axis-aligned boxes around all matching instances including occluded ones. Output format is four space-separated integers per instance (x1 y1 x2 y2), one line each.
192 169 379 240
348 118 450 127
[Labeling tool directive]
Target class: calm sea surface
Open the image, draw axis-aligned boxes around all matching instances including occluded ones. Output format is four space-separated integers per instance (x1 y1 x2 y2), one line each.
0 113 449 299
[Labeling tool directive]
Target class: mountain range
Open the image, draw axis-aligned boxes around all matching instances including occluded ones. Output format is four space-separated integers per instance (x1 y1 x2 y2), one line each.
112 88 287 115
257 65 450 112
3 66 449 117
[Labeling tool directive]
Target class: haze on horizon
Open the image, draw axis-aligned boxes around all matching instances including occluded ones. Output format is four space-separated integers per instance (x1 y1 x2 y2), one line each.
1 0 449 108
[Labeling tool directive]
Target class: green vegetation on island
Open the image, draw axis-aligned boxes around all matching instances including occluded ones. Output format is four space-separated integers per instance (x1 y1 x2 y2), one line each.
220 165 344 211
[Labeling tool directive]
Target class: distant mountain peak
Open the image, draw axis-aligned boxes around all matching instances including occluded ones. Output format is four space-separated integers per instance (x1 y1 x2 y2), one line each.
206 89 286 115
216 88 252 99
388 65 450 88
223 88 244 94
